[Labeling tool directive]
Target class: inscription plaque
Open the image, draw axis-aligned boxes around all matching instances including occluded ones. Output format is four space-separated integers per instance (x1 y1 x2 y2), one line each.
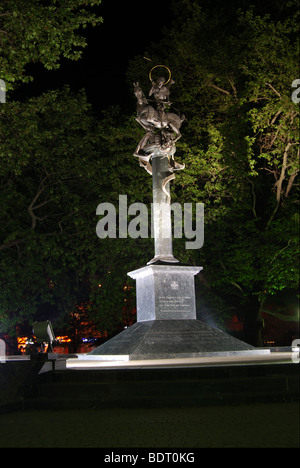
158 296 192 313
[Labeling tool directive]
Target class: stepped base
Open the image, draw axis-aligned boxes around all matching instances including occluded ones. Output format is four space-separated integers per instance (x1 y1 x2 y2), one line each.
89 319 267 361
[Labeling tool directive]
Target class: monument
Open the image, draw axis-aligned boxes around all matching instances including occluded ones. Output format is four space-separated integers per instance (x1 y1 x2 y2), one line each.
90 66 263 360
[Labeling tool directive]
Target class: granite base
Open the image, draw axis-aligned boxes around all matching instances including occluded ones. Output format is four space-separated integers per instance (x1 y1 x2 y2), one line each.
89 319 268 361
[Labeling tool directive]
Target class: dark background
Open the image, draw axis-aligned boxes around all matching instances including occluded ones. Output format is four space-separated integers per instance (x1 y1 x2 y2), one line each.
12 0 175 112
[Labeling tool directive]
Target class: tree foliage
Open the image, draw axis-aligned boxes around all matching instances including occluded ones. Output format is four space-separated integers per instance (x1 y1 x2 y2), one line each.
0 0 299 346
127 0 299 344
0 0 103 89
0 87 150 336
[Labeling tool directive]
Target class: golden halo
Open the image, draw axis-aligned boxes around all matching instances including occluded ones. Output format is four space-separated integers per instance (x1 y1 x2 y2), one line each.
149 65 171 85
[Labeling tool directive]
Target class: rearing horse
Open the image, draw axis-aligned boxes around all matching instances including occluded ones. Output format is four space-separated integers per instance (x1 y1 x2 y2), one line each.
133 82 184 142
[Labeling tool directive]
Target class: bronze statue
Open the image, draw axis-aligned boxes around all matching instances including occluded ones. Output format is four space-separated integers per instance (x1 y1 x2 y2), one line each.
133 66 185 264
149 75 175 107
133 66 185 178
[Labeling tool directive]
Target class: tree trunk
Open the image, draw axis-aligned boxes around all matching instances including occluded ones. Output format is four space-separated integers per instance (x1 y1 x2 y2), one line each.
242 297 264 347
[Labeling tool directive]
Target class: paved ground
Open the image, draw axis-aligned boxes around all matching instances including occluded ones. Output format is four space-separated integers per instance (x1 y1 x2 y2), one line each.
0 401 298 448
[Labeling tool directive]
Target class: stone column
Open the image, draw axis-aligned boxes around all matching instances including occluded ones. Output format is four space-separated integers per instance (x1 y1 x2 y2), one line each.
148 150 179 264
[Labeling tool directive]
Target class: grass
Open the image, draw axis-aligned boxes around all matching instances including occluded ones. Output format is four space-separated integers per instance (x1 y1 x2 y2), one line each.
0 401 298 448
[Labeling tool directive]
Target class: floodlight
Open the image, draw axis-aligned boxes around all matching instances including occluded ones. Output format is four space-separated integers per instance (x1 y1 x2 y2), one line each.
32 320 55 352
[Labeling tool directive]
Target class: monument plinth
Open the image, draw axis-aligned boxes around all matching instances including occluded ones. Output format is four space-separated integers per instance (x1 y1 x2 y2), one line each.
128 265 202 321
90 66 266 360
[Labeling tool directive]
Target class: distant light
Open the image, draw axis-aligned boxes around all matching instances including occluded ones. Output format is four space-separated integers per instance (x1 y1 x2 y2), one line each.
26 338 35 345
56 335 72 343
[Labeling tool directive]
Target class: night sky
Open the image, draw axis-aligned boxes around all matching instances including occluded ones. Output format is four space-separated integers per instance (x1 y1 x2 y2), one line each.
13 0 175 113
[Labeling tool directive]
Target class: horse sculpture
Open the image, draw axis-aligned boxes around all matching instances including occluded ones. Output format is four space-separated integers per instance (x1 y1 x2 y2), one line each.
133 80 185 194
133 82 185 143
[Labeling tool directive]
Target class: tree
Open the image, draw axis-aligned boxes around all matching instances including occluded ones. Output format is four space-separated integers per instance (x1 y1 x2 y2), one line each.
0 88 96 334
127 0 299 345
1 0 299 348
0 0 103 90
0 88 151 338
0 0 132 341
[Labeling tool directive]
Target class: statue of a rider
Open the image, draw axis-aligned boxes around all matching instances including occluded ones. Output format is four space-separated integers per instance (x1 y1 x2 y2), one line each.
133 66 185 175
149 76 175 108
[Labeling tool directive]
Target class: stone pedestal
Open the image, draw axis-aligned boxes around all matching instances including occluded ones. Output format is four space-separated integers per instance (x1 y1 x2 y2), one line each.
88 319 266 360
89 263 264 360
128 265 202 321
